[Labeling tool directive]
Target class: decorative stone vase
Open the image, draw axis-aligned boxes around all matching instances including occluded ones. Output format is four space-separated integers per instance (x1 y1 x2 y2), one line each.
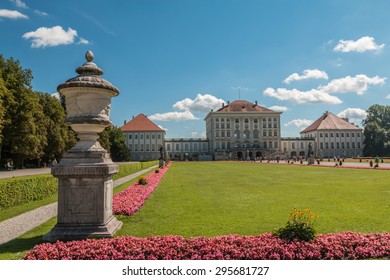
44 51 122 242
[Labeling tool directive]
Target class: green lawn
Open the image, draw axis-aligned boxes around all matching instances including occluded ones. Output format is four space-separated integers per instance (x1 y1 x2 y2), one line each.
1 161 389 259
117 162 390 237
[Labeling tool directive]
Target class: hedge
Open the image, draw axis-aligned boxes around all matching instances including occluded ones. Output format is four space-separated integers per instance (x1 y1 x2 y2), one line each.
0 161 158 210
0 175 57 210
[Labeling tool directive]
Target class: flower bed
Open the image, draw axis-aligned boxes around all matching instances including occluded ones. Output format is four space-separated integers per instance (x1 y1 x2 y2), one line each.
113 163 170 216
24 232 390 260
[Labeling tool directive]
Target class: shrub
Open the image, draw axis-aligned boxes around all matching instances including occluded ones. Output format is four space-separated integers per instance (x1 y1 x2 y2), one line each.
274 208 318 242
155 169 160 173
138 176 148 186
0 175 58 210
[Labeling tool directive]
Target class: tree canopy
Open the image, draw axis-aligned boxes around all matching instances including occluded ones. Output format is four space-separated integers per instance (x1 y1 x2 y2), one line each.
363 104 390 156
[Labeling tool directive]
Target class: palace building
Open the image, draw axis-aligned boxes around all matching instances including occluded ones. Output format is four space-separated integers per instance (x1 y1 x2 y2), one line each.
121 101 364 161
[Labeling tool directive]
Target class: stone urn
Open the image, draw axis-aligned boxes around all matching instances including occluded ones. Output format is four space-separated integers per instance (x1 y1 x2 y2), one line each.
44 51 122 242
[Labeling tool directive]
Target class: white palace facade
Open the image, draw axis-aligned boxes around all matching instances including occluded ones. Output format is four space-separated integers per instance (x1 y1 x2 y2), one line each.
121 100 364 161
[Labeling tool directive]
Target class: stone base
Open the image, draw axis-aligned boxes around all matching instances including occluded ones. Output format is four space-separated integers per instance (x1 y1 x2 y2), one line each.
307 157 315 165
43 217 122 242
159 159 165 168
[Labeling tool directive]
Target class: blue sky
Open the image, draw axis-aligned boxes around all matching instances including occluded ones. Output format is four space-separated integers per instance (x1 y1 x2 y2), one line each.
1 0 390 138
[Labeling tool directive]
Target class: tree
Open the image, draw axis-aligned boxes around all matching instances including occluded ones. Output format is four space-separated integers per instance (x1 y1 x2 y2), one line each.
363 104 390 156
98 126 131 162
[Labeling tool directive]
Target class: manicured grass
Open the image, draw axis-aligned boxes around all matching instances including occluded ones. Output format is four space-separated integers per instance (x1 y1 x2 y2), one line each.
117 162 390 238
1 161 389 260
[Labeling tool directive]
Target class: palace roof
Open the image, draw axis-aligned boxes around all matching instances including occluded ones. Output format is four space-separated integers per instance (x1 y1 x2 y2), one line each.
121 114 164 132
216 100 275 112
301 111 362 133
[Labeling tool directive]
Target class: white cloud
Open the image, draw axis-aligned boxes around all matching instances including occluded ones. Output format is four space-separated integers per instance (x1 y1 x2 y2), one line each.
0 9 28 19
283 69 329 84
157 125 168 131
10 0 28 9
78 37 90 45
22 26 87 48
386 94 390 99
320 75 386 95
149 111 199 122
173 94 225 113
264 87 342 104
337 108 367 124
34 10 48 16
269 105 288 112
334 36 385 53
284 119 313 128
191 131 206 138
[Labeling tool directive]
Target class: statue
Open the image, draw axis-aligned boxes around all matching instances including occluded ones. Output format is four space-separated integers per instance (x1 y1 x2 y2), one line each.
159 145 164 160
159 145 165 167
308 143 313 156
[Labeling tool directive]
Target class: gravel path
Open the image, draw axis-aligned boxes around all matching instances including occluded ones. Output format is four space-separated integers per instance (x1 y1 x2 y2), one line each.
0 165 157 245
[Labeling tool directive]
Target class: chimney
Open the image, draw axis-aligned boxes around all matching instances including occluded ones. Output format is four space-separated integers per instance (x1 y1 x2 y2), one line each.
227 101 230 104
222 102 225 108
124 120 126 125
132 115 134 119
255 100 258 105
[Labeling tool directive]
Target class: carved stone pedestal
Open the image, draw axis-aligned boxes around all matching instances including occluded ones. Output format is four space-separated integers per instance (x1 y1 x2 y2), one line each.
43 151 122 242
307 157 315 165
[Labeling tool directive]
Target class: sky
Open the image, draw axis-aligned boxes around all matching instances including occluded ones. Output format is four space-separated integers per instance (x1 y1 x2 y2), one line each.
1 0 390 138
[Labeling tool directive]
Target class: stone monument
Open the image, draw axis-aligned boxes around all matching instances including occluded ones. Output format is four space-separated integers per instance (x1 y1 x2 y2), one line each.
159 144 165 168
307 143 315 165
43 51 122 242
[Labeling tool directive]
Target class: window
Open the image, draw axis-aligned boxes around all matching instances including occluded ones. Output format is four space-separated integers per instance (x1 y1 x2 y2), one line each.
341 133 344 137
221 118 224 122
243 131 250 138
216 132 220 137
268 141 273 149
346 133 350 137
254 118 258 123
263 123 267 128
320 133 323 137
346 142 350 148
341 142 345 149
358 142 361 148
221 142 226 149
158 134 161 139
129 134 132 139
152 134 155 139
227 132 230 137
263 131 267 137
146 144 149 151
352 133 355 137
336 142 340 149
216 118 219 122
331 143 334 149
185 144 189 150
325 133 328 137
135 134 138 139
253 131 259 138
292 143 295 149
226 123 230 129
152 144 155 151
268 123 272 128
330 133 333 137
273 123 277 128
268 131 272 137
325 143 329 149
320 143 323 149
216 124 219 129
263 118 266 122
176 144 179 150
221 131 225 137
352 142 355 148
146 134 149 139
274 131 278 137
135 144 138 151
274 142 278 148
357 133 360 137
140 144 144 151
129 144 133 151
300 142 304 149
140 134 144 139
235 118 239 123
268 118 272 122
273 117 277 122
234 131 240 139
167 144 171 151
244 118 249 123
336 133 339 137
221 124 225 128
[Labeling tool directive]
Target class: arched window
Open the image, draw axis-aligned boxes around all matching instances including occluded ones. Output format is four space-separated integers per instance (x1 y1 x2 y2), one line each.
243 130 250 139
234 131 240 139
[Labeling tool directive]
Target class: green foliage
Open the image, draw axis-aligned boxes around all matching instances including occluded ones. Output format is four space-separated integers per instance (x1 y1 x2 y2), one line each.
363 104 390 156
113 160 158 180
273 208 318 241
138 176 148 185
0 55 76 166
98 126 131 162
0 175 57 210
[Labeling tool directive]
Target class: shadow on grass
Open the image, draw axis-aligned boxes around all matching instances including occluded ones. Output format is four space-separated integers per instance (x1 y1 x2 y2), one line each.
0 235 45 259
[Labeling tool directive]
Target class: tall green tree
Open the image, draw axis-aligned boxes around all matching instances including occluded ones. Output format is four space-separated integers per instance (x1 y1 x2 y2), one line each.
98 126 131 162
363 104 390 156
